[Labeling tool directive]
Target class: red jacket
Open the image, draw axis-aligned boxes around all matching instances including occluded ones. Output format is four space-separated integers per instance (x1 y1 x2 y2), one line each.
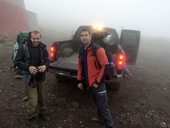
77 46 108 86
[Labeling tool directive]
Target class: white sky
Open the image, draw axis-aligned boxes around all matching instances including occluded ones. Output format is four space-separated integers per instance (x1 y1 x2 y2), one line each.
24 0 170 38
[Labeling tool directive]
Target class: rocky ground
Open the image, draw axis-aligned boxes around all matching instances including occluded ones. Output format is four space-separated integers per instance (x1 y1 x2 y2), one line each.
0 37 170 128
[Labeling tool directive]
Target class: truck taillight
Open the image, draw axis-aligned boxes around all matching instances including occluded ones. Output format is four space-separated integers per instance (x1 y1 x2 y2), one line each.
49 46 56 60
116 53 125 69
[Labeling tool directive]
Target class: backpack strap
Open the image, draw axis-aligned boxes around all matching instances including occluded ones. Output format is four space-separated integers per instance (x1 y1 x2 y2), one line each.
91 43 101 56
91 43 102 69
22 43 30 65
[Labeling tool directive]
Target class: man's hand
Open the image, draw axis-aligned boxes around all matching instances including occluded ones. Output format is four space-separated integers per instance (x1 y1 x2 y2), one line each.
29 66 38 75
38 65 46 73
93 83 99 88
78 83 83 90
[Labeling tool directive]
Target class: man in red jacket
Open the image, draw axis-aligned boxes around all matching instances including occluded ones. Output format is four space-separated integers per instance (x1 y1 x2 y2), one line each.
77 28 113 128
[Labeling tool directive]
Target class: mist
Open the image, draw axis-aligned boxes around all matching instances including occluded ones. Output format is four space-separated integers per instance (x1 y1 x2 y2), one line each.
24 0 170 40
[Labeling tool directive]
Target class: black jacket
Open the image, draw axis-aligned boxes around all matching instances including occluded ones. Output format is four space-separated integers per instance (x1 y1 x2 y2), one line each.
14 42 50 80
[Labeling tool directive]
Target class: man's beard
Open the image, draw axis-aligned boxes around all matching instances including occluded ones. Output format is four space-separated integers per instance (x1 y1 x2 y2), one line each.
32 42 40 47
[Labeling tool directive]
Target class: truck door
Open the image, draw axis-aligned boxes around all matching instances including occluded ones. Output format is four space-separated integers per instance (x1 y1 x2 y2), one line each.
120 29 140 64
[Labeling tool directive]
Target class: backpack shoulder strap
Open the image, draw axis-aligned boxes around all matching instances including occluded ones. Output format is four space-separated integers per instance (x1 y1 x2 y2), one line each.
91 43 102 68
91 43 102 56
22 43 30 59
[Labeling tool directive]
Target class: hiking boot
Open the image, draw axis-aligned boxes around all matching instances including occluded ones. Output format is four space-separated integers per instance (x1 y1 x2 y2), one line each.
14 75 23 79
39 114 50 121
90 117 104 125
22 96 28 101
27 117 39 128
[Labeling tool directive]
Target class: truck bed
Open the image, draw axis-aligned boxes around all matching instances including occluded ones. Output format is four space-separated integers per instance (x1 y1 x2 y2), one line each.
49 53 78 73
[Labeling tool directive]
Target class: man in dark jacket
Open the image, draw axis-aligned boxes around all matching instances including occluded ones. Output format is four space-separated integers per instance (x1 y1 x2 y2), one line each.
77 28 113 128
15 31 50 128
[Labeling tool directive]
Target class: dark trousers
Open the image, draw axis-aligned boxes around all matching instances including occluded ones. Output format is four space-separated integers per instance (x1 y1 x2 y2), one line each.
15 66 23 75
88 83 113 128
26 80 47 119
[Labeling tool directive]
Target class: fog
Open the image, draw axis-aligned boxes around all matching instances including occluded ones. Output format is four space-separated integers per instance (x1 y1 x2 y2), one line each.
24 0 170 40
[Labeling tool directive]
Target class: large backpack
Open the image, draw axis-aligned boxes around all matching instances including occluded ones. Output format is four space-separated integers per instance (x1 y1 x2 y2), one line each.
17 32 29 45
91 42 116 84
11 32 30 72
12 32 29 61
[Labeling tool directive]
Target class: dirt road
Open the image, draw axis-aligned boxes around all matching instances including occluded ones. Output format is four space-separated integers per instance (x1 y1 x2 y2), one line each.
0 38 170 128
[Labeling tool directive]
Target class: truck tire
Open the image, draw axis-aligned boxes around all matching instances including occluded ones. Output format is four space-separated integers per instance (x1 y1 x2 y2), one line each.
106 77 122 91
59 43 74 58
55 74 66 83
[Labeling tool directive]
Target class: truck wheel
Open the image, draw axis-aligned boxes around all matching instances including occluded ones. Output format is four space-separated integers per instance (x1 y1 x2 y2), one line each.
106 77 122 91
55 75 65 83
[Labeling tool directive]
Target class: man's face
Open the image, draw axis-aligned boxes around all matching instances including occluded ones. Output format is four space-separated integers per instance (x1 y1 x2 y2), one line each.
80 31 91 45
31 33 41 47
